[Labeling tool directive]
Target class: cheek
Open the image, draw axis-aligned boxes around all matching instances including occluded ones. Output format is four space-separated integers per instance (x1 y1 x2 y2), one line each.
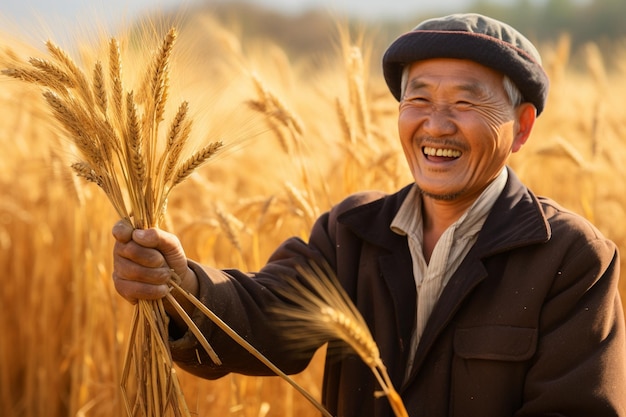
397 107 411 128
397 110 413 143
462 109 516 150
397 107 424 137
397 114 420 165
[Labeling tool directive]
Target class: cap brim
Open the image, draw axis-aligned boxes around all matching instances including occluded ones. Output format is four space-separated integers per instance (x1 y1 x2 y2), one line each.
382 30 549 115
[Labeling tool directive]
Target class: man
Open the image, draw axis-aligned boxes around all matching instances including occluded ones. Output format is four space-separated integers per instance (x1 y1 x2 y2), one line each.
112 13 626 416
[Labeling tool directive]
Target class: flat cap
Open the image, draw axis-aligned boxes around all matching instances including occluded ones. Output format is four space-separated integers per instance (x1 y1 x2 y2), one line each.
382 13 549 115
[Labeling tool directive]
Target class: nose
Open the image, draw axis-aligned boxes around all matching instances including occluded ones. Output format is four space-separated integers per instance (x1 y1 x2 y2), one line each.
422 107 457 137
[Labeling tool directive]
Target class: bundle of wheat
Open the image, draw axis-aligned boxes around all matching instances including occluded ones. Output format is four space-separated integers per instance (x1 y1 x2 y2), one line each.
3 27 225 416
2 26 336 417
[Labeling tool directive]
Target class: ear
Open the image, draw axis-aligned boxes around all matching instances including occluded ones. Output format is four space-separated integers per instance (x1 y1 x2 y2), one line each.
511 103 537 153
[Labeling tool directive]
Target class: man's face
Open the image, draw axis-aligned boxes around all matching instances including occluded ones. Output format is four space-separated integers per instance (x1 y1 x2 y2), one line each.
398 58 532 202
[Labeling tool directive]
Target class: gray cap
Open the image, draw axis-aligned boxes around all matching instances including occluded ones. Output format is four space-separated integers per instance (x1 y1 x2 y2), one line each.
382 13 549 115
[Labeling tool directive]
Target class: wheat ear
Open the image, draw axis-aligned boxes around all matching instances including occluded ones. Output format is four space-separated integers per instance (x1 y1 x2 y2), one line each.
272 260 409 417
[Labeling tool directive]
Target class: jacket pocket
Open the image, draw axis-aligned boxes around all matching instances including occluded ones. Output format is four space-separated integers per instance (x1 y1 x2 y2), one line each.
454 325 537 361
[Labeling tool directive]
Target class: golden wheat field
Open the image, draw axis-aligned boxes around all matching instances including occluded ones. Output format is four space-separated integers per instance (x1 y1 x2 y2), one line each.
1 9 626 417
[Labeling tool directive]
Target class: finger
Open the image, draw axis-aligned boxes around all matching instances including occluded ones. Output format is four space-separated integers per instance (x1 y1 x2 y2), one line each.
112 220 134 243
113 252 171 284
132 228 181 253
132 228 188 272
131 228 161 248
113 271 171 302
115 238 169 269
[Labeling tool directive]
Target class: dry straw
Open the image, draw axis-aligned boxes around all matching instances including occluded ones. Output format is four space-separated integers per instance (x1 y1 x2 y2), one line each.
272 260 409 417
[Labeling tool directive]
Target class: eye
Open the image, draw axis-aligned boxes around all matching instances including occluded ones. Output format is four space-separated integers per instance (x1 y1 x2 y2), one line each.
405 95 429 105
455 100 474 109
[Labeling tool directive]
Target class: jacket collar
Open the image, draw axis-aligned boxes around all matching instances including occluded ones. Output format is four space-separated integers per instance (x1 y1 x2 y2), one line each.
338 167 550 256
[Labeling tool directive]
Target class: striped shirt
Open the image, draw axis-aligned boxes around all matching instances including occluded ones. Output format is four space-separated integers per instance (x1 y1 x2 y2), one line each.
390 168 508 380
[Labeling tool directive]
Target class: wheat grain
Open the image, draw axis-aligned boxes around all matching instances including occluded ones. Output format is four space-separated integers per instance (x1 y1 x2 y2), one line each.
125 91 146 184
319 305 380 367
284 182 315 223
151 28 176 125
157 101 192 197
42 91 103 165
214 203 244 254
248 74 304 136
45 40 94 107
2 66 65 91
71 162 105 188
346 46 370 139
108 38 124 126
92 61 107 115
171 141 223 187
29 56 74 84
335 97 354 145
166 101 190 150
137 27 176 130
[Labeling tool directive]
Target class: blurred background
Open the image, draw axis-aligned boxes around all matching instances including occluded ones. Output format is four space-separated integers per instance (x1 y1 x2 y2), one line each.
2 0 625 61
1 1 626 417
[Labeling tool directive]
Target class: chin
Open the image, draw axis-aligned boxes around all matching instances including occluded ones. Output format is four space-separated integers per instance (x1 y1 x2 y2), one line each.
415 185 462 201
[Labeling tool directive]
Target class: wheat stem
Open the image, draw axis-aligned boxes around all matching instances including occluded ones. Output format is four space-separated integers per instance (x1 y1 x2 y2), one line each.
164 292 221 365
168 279 333 417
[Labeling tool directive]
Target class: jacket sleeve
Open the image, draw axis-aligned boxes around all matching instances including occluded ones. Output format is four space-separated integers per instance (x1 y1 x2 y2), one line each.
168 205 344 380
168 190 388 380
516 226 626 416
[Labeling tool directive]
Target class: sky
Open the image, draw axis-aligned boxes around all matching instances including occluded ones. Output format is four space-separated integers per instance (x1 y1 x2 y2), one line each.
1 0 482 24
0 0 498 41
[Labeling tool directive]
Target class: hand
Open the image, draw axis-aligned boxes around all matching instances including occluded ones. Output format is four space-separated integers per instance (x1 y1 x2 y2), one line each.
112 220 198 304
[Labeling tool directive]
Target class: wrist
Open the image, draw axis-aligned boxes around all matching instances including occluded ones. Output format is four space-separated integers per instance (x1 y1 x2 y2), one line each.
165 265 199 332
180 265 199 299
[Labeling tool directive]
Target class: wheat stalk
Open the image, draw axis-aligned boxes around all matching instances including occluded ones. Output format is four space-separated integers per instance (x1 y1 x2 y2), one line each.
345 46 370 140
245 73 327 223
284 181 316 226
168 278 332 417
272 260 409 417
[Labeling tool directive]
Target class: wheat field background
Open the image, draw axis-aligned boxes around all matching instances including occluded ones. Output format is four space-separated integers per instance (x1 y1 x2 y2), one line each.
1 10 626 417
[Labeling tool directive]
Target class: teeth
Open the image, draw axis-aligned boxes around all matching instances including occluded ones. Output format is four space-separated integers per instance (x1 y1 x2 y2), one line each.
423 147 462 158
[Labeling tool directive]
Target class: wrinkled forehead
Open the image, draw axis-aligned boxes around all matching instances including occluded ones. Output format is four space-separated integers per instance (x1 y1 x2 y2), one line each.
401 58 506 96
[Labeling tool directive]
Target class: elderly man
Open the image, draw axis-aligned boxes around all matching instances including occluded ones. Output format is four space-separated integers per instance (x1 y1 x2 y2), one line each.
112 13 626 417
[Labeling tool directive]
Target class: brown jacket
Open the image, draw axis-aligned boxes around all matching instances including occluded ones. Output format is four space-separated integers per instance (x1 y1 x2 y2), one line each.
172 168 626 417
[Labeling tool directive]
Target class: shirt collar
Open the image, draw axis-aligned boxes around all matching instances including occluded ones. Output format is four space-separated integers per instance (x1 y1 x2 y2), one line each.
391 168 509 238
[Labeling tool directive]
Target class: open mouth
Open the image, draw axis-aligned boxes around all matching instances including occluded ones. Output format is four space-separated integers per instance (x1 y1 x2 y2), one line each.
422 146 462 160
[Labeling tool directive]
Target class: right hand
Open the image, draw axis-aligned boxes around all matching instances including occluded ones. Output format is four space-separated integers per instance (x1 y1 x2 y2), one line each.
111 220 199 304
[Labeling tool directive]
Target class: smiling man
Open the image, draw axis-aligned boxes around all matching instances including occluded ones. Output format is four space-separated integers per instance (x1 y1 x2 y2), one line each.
112 13 626 417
